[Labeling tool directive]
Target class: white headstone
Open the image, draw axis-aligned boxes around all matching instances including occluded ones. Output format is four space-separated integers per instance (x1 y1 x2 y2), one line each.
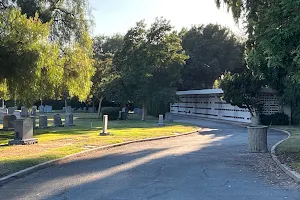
157 115 165 126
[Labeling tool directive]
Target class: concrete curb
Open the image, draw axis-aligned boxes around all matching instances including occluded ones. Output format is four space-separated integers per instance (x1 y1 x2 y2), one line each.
270 128 300 183
0 128 201 186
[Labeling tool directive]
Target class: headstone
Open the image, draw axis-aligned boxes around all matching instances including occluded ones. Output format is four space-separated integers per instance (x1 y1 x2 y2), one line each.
83 107 87 112
77 108 82 112
65 114 75 126
44 105 52 113
88 107 95 113
39 115 48 128
0 108 8 114
71 108 75 113
65 106 72 113
8 118 38 145
118 111 122 120
30 116 37 129
157 115 165 126
39 105 45 113
62 107 66 112
165 112 173 122
138 109 143 116
8 107 15 115
0 109 8 121
100 115 109 136
21 106 29 117
53 114 63 127
133 108 140 114
120 112 128 120
32 106 37 116
13 111 21 119
3 115 17 131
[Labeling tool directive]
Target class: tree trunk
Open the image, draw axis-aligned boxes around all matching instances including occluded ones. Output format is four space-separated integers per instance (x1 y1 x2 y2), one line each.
248 126 268 153
97 97 104 119
2 99 4 108
40 99 43 106
65 98 68 113
251 114 260 126
142 101 147 121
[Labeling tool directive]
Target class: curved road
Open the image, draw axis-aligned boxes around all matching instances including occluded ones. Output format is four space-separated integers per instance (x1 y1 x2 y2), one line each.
0 120 299 200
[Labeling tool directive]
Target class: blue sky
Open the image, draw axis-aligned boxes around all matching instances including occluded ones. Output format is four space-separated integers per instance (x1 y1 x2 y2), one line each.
89 0 242 36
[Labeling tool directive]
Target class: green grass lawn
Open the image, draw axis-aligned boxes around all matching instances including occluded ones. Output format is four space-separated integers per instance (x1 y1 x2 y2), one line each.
0 113 198 177
273 126 300 173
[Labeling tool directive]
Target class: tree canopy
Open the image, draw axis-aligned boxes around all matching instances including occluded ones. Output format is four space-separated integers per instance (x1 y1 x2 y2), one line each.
113 18 188 120
216 0 300 123
179 24 244 90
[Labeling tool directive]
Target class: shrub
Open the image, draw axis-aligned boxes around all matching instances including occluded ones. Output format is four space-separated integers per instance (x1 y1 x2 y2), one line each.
101 107 121 120
260 113 289 125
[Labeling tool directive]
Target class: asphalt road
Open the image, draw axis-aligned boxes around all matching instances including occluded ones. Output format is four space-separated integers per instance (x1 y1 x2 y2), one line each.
0 119 299 200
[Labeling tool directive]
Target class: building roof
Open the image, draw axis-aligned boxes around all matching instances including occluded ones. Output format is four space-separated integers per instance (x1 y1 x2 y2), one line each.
176 89 223 95
176 88 277 96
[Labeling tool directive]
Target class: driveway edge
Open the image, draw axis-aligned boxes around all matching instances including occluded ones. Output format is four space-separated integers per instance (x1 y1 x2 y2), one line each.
270 128 300 183
0 128 201 186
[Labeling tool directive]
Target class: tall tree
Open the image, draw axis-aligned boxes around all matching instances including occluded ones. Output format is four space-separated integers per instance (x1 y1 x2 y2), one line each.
0 8 64 107
216 0 300 124
179 24 244 90
92 34 123 118
114 18 188 120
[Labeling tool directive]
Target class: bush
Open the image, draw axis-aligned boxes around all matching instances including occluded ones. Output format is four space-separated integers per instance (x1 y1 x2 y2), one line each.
260 113 289 125
101 107 121 120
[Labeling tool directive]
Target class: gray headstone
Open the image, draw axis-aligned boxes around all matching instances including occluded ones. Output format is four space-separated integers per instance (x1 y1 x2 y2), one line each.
8 107 15 115
45 105 52 113
8 118 37 145
88 107 95 113
83 107 87 112
32 106 37 116
21 106 29 117
157 115 165 127
13 111 21 119
65 114 75 126
39 105 44 113
53 114 63 127
39 115 48 128
138 109 143 116
66 106 72 113
3 115 17 131
133 108 140 114
165 112 173 122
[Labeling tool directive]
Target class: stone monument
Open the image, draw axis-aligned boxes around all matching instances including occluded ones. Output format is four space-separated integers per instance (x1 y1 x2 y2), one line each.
53 114 63 127
100 115 109 136
21 106 29 117
88 107 95 113
65 114 75 126
39 115 48 128
8 107 15 115
13 111 21 119
3 115 17 131
157 115 165 126
8 118 38 145
39 105 44 113
165 112 173 122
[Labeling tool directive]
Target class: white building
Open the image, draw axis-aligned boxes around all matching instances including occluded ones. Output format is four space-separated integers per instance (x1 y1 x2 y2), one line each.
170 88 290 123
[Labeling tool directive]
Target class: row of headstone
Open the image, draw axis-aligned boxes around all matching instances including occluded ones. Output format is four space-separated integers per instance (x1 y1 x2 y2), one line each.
39 105 52 113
